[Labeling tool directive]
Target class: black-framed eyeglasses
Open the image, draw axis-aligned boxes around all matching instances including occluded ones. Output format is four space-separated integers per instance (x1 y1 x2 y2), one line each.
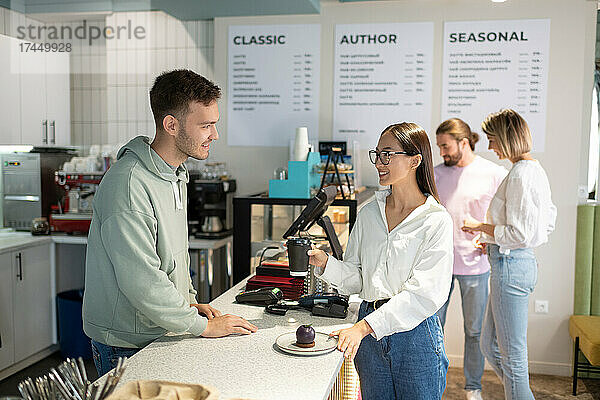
368 149 412 165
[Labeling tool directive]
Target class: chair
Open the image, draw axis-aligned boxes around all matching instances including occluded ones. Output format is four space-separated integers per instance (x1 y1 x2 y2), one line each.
569 315 600 395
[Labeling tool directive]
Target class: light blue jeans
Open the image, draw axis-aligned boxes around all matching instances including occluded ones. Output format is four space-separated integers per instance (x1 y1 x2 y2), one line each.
481 245 537 400
354 301 449 400
437 271 489 391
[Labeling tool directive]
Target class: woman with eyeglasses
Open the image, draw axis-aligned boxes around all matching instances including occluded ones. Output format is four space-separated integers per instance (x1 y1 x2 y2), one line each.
308 122 453 400
461 109 556 400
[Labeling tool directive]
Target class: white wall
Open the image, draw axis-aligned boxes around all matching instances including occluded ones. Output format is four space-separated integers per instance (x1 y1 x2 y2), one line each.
68 19 108 148
213 0 597 376
104 11 214 148
68 11 214 149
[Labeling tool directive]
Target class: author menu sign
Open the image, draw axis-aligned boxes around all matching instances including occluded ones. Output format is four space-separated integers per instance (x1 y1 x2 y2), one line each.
227 24 320 147
333 23 434 149
441 19 550 152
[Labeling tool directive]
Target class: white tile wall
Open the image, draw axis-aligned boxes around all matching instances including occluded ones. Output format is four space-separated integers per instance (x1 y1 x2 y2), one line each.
99 88 107 122
183 21 197 49
67 18 108 148
0 7 5 35
105 11 215 145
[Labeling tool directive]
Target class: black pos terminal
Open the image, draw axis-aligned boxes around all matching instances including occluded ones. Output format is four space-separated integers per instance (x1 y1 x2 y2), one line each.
283 185 343 274
236 186 350 318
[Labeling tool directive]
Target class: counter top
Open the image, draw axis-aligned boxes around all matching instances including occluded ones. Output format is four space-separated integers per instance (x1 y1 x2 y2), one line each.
109 279 358 400
51 233 88 245
0 232 232 250
49 233 231 250
0 231 52 253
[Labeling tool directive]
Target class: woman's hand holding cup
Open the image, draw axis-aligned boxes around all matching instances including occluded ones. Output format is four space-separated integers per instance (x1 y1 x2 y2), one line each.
461 217 482 235
307 247 328 269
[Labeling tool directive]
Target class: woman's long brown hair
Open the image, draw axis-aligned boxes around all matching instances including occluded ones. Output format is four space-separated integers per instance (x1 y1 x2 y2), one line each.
381 122 440 203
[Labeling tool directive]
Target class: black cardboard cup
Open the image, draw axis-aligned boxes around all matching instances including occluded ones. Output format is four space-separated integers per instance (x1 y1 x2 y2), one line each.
287 237 311 277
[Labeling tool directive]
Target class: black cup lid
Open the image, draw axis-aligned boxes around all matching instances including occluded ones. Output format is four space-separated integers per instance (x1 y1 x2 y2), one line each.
286 237 311 246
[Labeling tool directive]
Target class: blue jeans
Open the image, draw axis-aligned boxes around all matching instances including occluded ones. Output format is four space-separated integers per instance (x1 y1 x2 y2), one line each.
354 302 449 400
91 339 141 377
437 271 489 391
481 245 537 400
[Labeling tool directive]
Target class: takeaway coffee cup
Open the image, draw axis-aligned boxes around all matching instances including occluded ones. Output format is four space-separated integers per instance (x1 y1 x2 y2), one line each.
287 237 311 277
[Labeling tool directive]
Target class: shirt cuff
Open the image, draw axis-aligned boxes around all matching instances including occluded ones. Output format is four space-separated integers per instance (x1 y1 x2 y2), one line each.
317 255 341 286
188 314 208 336
363 310 386 340
493 225 504 242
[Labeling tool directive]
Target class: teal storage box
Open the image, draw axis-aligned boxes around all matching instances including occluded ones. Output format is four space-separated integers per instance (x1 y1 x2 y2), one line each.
269 152 321 199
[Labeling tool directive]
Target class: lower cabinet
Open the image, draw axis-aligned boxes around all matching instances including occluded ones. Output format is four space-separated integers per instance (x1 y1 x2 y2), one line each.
0 242 53 371
13 243 53 362
0 252 15 371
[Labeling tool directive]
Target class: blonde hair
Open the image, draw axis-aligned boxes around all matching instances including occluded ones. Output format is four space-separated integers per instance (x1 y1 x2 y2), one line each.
481 109 532 159
435 118 479 151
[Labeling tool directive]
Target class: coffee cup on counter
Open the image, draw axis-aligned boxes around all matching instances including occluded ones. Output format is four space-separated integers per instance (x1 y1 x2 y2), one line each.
286 237 312 277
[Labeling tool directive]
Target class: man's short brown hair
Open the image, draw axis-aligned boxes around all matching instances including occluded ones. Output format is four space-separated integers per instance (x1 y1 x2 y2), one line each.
150 69 221 129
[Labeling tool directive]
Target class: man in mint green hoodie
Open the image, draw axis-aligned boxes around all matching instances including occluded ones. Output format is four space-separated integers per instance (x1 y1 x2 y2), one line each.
83 70 257 377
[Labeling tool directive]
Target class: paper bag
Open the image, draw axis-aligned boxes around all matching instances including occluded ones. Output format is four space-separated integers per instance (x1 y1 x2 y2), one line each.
105 380 218 400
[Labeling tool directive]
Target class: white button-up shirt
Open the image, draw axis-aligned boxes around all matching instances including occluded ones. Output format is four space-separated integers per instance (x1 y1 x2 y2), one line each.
317 190 453 340
482 160 557 254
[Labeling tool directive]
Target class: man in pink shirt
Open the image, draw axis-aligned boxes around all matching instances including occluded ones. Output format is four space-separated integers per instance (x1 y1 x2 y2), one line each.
434 118 507 400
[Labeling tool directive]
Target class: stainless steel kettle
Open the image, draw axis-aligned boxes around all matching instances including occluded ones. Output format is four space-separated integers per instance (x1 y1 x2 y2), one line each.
201 216 223 233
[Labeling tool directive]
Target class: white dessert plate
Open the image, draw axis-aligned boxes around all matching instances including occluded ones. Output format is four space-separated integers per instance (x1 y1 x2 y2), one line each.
275 332 338 356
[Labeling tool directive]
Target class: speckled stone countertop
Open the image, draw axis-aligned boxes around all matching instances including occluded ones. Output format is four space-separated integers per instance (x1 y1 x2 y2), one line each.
0 231 52 254
110 278 359 400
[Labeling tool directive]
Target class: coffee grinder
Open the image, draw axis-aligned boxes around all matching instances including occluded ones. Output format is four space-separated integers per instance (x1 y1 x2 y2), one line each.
187 173 236 239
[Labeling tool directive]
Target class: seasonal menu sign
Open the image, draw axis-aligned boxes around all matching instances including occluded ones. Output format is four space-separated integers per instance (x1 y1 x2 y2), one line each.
332 23 434 149
227 24 320 147
441 19 550 152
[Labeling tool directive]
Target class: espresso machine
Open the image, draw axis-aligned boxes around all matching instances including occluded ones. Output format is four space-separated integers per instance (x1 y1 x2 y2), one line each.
187 174 236 239
49 171 103 234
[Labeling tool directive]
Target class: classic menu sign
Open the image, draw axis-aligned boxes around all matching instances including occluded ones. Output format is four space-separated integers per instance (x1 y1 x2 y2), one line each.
227 24 320 147
332 23 434 149
441 19 550 152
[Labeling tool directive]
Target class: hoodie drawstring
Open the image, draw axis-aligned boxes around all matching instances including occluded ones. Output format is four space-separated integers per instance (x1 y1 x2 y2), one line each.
172 181 183 210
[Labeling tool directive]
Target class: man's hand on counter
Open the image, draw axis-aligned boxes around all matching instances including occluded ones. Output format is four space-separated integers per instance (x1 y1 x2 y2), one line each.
191 303 222 319
201 314 259 338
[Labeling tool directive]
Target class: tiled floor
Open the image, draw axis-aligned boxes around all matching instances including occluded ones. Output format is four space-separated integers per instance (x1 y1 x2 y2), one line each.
0 354 598 399
445 368 600 399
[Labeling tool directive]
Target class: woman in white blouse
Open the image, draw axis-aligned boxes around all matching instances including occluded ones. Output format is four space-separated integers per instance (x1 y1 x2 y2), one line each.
462 109 556 400
308 122 453 400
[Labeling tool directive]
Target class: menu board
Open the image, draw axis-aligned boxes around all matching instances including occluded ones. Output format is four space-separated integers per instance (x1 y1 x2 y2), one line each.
332 23 434 149
227 24 320 147
441 19 550 152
